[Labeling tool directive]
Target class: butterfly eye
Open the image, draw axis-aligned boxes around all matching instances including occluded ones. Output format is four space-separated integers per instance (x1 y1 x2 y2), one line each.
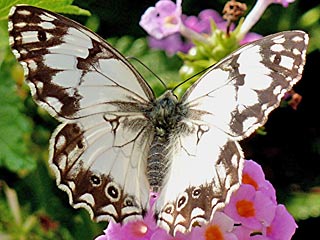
90 174 101 186
105 182 121 202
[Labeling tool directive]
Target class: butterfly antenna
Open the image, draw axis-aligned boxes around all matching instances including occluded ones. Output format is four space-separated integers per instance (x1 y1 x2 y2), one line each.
171 64 214 93
127 56 168 90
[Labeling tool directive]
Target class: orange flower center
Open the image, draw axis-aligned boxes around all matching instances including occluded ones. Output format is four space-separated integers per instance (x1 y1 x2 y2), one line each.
131 221 148 237
242 173 259 190
236 199 256 217
205 225 223 240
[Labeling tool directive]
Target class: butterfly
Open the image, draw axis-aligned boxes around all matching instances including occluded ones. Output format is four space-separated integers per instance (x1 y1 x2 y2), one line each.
8 5 308 235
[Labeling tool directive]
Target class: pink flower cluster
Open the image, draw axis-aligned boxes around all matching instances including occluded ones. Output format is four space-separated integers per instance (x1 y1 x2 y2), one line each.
139 0 295 55
95 160 297 240
224 160 297 239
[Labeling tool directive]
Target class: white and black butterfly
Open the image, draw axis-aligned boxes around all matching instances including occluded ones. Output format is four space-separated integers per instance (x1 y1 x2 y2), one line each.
8 5 308 235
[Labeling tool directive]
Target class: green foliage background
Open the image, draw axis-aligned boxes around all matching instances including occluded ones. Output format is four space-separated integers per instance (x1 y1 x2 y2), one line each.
0 0 319 239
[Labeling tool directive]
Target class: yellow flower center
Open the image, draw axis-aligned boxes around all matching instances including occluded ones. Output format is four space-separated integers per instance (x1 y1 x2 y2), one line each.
164 15 179 28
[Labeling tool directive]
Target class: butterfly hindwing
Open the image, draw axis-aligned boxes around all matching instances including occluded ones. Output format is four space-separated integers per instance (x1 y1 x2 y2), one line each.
8 5 155 223
51 114 152 222
156 127 243 234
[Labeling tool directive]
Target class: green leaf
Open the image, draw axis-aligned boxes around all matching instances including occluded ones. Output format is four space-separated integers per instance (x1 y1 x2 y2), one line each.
0 58 35 173
0 21 8 64
299 5 320 28
0 0 90 21
286 191 320 220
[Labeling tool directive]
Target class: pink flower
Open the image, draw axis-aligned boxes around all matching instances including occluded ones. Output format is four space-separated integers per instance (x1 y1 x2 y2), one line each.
242 160 276 203
234 204 297 240
148 34 192 56
232 224 262 239
139 0 182 39
224 184 276 230
98 220 155 240
240 32 262 45
266 204 298 240
96 161 297 239
95 193 161 240
147 9 222 55
151 229 189 240
242 160 266 190
140 0 270 56
201 212 238 240
183 9 224 34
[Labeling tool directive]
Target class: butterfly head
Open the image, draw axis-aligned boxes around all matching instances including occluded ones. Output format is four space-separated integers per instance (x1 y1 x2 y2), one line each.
146 91 187 134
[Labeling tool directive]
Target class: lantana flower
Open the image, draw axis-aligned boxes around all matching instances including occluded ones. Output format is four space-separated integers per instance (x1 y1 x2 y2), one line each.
201 212 238 240
147 33 192 56
223 159 297 239
182 9 224 34
139 0 182 39
96 160 297 240
146 9 222 56
265 204 298 239
242 160 277 204
224 184 276 230
140 0 296 56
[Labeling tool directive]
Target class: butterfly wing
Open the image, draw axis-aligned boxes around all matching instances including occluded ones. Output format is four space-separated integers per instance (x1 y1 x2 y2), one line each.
8 5 155 222
182 31 309 140
156 31 308 234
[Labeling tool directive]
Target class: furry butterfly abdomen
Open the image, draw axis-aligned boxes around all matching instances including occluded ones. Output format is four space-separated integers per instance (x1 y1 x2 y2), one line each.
8 5 308 235
146 91 184 192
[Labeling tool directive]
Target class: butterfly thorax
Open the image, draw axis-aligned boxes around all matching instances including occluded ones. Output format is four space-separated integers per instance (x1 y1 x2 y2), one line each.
146 91 185 192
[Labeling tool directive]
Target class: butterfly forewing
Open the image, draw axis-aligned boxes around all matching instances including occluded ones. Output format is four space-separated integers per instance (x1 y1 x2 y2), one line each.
8 5 154 120
182 31 308 140
8 4 309 236
8 5 155 223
